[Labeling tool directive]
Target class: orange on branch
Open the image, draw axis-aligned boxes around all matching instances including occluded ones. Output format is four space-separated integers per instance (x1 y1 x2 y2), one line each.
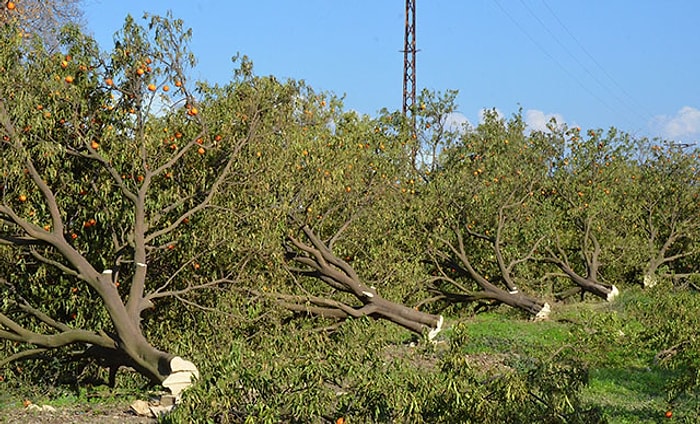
64 75 74 83
147 83 156 91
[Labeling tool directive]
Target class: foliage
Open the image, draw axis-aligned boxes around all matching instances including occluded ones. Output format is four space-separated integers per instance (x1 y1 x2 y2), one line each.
165 317 602 424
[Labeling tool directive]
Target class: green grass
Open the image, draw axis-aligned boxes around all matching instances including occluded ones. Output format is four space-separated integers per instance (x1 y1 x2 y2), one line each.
443 298 700 424
453 311 572 356
582 366 675 423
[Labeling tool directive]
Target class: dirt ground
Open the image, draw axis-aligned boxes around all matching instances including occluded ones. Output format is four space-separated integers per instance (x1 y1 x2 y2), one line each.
0 402 158 424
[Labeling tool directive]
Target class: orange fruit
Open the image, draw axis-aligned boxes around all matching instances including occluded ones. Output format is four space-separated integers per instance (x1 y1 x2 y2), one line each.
162 85 170 92
64 75 74 83
665 410 673 418
90 140 99 150
60 60 68 69
105 78 113 86
147 83 156 91
214 134 222 142
197 147 205 155
7 2 16 11
18 194 27 202
70 233 78 240
136 68 145 76
174 80 182 87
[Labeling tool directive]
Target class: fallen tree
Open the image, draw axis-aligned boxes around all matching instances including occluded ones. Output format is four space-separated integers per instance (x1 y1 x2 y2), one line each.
279 223 444 339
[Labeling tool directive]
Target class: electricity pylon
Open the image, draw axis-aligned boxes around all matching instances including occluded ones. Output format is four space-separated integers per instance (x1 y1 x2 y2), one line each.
402 0 417 134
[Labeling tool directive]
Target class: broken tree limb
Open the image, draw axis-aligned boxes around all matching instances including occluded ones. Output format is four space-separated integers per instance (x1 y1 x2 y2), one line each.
283 224 444 339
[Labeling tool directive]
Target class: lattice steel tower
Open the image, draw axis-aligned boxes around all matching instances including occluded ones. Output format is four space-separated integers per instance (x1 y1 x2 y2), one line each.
402 0 417 132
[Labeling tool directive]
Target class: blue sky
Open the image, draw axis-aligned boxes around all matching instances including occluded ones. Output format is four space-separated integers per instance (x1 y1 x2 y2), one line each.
83 1 700 143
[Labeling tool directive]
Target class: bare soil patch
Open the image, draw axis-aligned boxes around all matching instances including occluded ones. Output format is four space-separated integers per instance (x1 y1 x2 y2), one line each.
0 401 157 424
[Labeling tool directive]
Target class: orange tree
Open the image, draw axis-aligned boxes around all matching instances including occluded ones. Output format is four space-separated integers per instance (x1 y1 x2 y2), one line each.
623 141 700 287
0 14 260 388
535 127 635 301
417 109 552 318
215 77 445 338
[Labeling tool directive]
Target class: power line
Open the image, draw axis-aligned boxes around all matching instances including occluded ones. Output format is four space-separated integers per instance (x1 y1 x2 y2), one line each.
518 0 651 127
492 0 622 123
493 0 657 133
539 0 655 122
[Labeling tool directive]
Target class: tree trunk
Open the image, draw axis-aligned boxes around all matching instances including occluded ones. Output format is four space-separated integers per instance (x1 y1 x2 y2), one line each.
284 225 445 340
545 259 619 301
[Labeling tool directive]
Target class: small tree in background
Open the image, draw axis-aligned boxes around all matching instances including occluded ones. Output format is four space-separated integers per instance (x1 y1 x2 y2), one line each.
1 0 84 49
626 142 700 287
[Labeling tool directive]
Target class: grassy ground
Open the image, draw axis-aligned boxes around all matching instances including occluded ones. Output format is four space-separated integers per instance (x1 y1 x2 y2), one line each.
451 299 698 423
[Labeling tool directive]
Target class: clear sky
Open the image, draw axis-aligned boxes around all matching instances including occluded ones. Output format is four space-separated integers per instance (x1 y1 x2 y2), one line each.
82 1 700 144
